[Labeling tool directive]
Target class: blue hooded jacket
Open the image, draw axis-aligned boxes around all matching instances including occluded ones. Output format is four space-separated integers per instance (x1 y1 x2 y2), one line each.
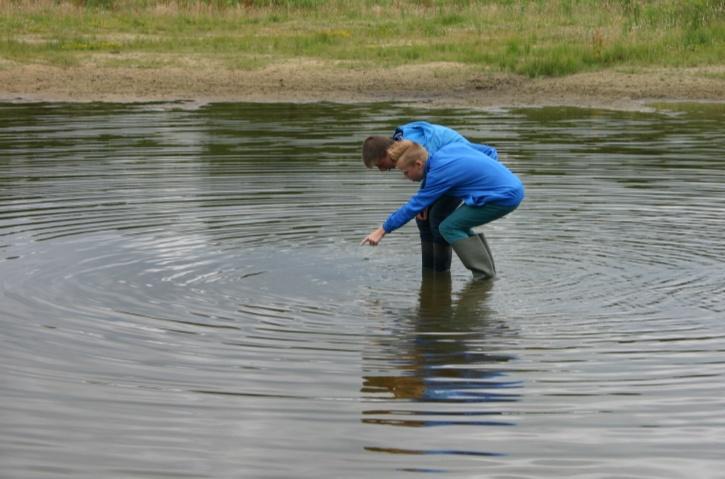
382 143 524 233
393 121 499 160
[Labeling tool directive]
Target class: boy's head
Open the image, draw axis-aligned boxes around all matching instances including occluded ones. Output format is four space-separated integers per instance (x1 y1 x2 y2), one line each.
389 140 428 182
362 136 396 171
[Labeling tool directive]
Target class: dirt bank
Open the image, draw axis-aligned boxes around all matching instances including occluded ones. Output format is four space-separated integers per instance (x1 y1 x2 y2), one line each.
1 59 723 110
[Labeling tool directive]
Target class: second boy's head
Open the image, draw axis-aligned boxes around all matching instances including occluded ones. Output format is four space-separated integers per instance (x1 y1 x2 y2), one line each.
362 136 396 171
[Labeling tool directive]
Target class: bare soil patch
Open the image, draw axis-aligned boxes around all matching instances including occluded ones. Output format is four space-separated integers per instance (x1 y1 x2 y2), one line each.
1 58 723 110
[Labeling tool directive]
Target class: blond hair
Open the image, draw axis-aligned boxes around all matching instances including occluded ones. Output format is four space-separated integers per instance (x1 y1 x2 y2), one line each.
387 140 428 168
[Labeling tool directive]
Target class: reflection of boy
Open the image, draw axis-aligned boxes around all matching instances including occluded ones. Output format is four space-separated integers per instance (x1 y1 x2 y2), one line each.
362 121 499 273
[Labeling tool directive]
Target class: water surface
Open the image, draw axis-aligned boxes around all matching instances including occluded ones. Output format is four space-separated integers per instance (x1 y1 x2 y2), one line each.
1 101 724 478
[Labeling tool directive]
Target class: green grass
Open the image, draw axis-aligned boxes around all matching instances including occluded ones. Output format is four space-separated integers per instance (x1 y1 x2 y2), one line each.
1 0 723 76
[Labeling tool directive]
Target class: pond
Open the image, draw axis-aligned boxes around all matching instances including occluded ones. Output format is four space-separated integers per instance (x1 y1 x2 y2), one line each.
1 101 724 478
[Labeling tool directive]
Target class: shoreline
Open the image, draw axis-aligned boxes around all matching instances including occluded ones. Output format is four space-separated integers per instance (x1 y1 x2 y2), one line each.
1 61 723 111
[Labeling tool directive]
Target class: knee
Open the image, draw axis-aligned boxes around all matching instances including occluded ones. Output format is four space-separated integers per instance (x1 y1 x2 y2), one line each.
437 220 457 244
429 223 448 244
439 217 471 244
428 212 452 245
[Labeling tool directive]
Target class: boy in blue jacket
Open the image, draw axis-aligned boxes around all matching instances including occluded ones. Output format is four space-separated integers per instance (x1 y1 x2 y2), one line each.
362 121 499 273
361 140 524 280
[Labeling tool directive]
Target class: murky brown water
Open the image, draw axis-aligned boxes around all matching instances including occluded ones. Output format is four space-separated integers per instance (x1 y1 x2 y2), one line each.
1 102 724 478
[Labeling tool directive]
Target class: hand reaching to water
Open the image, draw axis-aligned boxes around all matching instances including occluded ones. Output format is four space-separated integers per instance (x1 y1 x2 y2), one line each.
361 227 386 246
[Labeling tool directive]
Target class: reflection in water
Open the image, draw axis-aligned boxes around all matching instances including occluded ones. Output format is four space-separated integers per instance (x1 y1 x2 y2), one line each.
362 274 520 459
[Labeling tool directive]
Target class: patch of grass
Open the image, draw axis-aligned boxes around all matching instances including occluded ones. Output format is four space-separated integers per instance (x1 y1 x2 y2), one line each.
0 38 81 66
0 0 723 77
700 71 725 82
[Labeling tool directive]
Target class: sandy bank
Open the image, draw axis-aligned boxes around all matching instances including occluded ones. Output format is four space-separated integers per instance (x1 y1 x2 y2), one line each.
1 60 723 110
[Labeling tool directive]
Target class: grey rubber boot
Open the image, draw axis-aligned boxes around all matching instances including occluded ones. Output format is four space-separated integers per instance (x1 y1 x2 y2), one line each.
432 242 452 272
451 234 496 280
476 233 496 275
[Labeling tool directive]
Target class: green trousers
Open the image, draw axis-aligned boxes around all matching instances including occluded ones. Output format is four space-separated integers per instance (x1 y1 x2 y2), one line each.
438 203 517 244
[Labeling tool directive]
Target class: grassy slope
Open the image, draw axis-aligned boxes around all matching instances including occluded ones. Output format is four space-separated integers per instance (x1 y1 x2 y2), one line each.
1 0 723 77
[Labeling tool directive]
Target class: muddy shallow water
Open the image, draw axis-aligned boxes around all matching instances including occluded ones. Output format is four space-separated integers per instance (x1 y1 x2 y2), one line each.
1 102 724 478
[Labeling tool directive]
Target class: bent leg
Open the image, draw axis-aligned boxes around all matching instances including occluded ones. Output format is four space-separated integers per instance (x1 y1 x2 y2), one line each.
438 203 516 245
440 203 517 280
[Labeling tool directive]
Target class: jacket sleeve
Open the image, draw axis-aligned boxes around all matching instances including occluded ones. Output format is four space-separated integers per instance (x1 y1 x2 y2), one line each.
381 170 452 233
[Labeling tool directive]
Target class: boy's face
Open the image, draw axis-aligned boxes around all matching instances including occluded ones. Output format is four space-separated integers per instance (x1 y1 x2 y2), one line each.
376 153 395 171
398 160 425 182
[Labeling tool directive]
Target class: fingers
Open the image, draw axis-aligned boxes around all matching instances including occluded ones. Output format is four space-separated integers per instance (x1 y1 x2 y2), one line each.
361 227 384 246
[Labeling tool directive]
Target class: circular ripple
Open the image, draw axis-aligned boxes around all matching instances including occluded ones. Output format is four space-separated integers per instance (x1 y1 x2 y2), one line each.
2 102 725 478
